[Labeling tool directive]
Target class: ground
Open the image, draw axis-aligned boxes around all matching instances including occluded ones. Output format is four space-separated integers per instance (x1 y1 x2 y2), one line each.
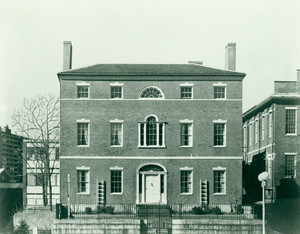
266 198 300 234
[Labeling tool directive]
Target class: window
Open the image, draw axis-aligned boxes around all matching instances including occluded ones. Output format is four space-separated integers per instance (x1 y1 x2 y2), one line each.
27 174 36 186
77 123 89 146
261 116 265 141
77 86 89 98
77 170 89 193
286 109 297 135
180 122 193 147
285 154 296 178
140 86 164 99
111 170 122 194
255 119 258 143
111 87 123 99
243 126 247 148
214 170 226 194
269 112 272 138
214 85 226 99
55 147 59 160
27 173 43 186
214 122 226 146
138 116 165 147
110 122 123 146
180 170 192 194
181 87 192 99
249 123 252 146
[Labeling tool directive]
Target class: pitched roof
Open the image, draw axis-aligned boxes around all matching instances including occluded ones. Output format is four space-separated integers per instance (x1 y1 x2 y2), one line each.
58 64 245 77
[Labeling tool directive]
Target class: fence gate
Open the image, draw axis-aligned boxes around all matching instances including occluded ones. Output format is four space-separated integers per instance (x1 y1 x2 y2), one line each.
138 205 172 234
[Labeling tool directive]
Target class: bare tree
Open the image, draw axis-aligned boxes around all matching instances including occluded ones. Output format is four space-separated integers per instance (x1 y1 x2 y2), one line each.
12 94 59 210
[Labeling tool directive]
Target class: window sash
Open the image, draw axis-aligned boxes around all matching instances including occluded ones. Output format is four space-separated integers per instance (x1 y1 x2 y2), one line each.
181 123 192 146
111 123 123 146
180 171 192 193
78 170 89 193
111 170 122 193
77 86 89 98
181 87 192 99
77 123 89 145
285 155 296 178
286 109 296 134
214 87 225 99
214 123 225 146
214 170 225 193
111 87 122 99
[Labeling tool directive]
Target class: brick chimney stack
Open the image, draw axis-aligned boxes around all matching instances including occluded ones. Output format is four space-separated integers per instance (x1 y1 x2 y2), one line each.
63 41 72 71
225 42 236 71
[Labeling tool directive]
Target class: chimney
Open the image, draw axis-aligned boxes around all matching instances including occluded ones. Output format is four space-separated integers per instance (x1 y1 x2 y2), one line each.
188 61 203 65
63 41 72 71
225 42 236 71
297 69 300 94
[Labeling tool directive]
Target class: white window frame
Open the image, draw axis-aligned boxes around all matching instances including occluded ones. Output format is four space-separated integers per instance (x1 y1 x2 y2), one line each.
110 82 124 99
180 120 193 147
138 115 166 148
249 123 252 146
261 116 265 141
213 120 227 147
76 166 90 195
255 119 259 144
76 82 90 99
110 120 124 147
110 167 123 195
285 107 297 136
284 153 297 178
180 83 194 99
76 119 90 147
269 111 273 138
180 167 193 195
213 83 227 100
213 167 226 195
243 125 247 148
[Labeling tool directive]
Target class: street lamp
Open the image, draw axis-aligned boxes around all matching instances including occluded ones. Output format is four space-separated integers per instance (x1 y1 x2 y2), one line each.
258 171 269 234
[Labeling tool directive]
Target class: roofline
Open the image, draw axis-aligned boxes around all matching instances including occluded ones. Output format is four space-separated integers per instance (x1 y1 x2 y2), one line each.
243 95 300 121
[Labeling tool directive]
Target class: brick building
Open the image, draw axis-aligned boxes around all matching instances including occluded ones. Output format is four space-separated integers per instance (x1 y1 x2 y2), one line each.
243 71 300 201
0 126 23 182
58 42 245 207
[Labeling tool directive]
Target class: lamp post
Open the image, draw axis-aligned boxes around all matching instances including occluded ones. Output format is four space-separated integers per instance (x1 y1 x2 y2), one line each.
258 171 269 234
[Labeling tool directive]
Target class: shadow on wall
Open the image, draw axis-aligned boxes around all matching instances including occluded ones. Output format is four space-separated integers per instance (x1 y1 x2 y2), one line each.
276 179 300 198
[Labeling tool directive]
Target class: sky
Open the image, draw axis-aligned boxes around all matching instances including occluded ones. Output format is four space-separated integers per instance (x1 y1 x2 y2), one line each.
1 0 300 132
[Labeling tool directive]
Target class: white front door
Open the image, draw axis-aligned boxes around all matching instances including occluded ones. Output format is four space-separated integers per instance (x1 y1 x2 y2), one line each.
145 174 160 203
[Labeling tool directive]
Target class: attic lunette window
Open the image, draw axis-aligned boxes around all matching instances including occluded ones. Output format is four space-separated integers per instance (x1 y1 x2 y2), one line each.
139 86 164 99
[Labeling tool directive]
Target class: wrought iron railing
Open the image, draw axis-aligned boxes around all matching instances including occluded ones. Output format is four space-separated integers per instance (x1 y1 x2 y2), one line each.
55 203 257 220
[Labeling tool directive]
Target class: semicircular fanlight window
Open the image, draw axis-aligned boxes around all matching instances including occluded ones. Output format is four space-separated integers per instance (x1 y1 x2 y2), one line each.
140 87 163 98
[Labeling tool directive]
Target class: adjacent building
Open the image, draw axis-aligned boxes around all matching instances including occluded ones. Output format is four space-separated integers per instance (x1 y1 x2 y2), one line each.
23 141 60 208
0 126 23 182
58 42 246 207
243 71 300 201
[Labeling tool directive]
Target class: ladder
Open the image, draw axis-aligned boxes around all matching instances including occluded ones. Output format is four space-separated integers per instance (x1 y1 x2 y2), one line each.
200 179 208 205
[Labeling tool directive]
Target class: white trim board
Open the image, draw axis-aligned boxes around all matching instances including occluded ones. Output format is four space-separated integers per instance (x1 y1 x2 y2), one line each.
60 156 242 160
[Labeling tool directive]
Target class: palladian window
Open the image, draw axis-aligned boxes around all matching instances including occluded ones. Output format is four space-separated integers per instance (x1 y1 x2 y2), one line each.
138 116 166 147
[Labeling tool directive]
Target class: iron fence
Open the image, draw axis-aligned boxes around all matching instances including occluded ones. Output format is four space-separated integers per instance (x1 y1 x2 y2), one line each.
56 203 257 220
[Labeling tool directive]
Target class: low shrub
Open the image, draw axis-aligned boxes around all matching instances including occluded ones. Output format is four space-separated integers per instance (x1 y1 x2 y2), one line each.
235 205 244 214
14 219 30 234
97 206 114 214
192 206 211 215
85 207 92 214
211 206 223 215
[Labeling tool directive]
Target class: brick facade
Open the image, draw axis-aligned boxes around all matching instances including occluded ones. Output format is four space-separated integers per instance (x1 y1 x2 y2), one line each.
243 76 300 201
58 43 245 206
